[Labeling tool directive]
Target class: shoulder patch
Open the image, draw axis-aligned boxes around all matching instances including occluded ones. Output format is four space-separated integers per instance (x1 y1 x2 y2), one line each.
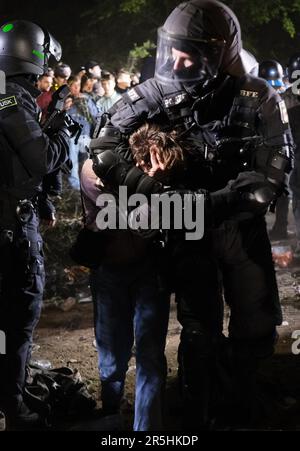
127 88 141 103
0 95 17 111
122 87 143 106
278 100 289 124
240 90 259 98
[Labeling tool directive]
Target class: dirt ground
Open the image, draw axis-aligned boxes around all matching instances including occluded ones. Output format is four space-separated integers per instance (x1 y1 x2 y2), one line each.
31 209 300 431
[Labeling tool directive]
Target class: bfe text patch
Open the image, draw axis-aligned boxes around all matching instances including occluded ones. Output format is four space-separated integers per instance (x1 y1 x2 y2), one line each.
0 95 17 111
240 90 259 98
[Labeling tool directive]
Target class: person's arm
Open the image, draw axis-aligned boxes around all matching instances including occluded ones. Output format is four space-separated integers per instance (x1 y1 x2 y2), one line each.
80 159 104 229
254 82 294 196
0 99 70 178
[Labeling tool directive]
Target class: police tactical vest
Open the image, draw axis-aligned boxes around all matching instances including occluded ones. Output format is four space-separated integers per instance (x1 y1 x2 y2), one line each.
0 81 43 227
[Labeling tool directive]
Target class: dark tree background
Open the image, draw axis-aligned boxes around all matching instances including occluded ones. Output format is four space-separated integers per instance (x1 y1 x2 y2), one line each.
1 0 300 72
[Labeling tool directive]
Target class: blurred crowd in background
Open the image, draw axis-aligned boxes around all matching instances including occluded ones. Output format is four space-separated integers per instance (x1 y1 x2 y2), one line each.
37 61 142 190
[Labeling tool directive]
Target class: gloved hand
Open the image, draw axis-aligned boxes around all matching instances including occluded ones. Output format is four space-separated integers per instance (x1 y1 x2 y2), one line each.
37 193 57 227
229 171 276 204
211 171 274 222
90 124 133 162
92 147 163 197
91 125 123 181
90 125 123 155
92 148 128 182
48 112 81 138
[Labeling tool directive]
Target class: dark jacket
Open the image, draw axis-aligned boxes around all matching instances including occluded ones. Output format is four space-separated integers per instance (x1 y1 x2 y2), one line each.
0 76 70 227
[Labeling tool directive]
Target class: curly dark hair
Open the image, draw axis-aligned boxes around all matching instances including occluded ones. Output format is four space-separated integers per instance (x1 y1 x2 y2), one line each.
129 123 185 171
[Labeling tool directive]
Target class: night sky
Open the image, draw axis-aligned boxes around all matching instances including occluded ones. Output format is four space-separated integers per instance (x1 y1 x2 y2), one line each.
1 0 300 72
0 0 115 71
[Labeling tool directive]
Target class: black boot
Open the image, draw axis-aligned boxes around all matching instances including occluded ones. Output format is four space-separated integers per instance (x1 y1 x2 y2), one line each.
1 395 43 430
178 334 216 431
228 337 275 430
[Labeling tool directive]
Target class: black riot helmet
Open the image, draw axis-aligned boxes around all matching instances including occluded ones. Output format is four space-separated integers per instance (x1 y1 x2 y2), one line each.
0 20 62 76
287 53 300 83
259 60 284 88
155 0 256 86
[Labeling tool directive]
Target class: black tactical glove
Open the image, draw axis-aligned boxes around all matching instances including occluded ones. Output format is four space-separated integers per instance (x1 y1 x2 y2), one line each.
90 125 128 183
92 148 130 183
211 171 275 222
229 171 276 204
90 124 133 161
47 112 81 138
90 125 123 154
92 147 163 197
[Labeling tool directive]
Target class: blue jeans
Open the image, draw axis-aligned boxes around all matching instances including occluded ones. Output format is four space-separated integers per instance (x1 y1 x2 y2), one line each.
68 135 90 190
90 260 170 431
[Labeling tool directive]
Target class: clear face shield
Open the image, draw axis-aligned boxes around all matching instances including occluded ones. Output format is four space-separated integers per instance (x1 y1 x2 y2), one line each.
155 27 226 85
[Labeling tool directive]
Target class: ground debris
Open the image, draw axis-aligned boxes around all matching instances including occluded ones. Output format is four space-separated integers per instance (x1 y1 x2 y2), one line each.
59 297 77 312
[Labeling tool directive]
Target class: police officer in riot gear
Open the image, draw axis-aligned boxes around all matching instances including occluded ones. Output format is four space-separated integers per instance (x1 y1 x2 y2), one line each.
0 20 73 428
259 60 286 93
91 0 293 428
284 53 300 257
287 53 300 85
258 60 290 240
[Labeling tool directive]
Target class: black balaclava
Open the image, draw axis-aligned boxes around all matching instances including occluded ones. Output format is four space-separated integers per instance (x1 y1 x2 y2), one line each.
155 0 257 88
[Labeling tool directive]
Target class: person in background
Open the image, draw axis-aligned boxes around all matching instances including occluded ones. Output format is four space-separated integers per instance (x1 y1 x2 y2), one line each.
66 75 101 190
85 60 102 80
283 53 300 257
47 66 54 78
93 80 105 99
115 69 132 94
98 72 121 112
53 63 71 90
36 72 54 121
81 73 104 108
259 60 286 94
76 65 86 79
81 74 95 95
259 60 290 240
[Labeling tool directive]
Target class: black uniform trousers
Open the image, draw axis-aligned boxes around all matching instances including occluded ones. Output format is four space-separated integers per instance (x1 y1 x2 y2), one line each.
173 216 280 426
0 211 45 401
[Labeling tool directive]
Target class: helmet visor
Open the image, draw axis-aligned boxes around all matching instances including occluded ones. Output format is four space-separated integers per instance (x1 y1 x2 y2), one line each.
155 27 225 84
47 32 62 61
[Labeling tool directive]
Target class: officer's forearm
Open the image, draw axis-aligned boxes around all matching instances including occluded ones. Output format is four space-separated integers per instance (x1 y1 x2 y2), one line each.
92 152 163 198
